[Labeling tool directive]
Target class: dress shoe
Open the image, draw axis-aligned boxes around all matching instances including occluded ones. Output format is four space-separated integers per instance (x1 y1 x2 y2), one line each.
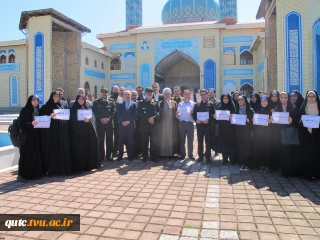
142 159 147 163
128 158 133 161
116 158 122 161
196 158 203 162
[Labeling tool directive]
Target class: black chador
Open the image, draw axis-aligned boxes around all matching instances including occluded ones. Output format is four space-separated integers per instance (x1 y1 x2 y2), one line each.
69 95 100 171
18 95 43 180
40 91 72 175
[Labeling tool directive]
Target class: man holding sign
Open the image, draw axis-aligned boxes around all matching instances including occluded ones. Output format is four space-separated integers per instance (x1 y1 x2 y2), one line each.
177 89 195 160
192 89 215 162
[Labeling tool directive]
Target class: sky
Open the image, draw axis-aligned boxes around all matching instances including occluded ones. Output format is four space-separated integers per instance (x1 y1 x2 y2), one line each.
1 0 263 48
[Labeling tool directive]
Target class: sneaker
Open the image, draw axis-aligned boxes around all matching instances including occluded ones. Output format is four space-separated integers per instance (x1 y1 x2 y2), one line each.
243 166 250 171
260 166 265 173
239 165 245 171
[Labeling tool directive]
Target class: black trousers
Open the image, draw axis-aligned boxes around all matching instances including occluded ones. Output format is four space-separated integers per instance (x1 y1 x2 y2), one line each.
98 125 113 160
141 131 157 160
118 125 135 159
113 119 119 153
134 120 141 155
196 126 212 160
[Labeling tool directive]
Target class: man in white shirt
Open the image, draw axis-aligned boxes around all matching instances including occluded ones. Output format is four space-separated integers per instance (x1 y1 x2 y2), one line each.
177 89 195 160
152 82 164 101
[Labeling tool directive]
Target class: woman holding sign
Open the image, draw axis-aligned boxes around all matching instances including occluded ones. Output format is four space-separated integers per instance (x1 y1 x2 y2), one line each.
214 94 236 165
17 95 43 182
252 96 272 172
298 91 320 180
69 95 100 171
234 95 254 170
274 92 297 176
40 91 72 176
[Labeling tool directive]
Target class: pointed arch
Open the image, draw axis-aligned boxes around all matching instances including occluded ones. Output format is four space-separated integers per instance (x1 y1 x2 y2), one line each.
223 50 236 65
314 18 320 93
0 55 6 63
9 74 19 106
204 59 216 89
240 50 253 65
9 54 15 63
110 57 121 70
285 11 302 93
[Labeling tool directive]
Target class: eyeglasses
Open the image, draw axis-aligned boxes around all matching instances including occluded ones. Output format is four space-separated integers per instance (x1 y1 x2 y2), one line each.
200 94 207 96
87 95 92 97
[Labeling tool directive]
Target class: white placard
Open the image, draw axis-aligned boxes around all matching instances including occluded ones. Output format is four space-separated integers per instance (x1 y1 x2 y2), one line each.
197 112 209 121
77 109 92 121
253 114 269 126
34 116 51 128
178 106 191 115
301 115 320 129
216 110 230 121
231 114 247 126
272 112 289 124
53 109 70 120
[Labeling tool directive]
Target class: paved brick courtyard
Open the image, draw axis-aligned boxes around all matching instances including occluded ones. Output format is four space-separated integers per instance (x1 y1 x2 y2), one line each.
0 153 320 240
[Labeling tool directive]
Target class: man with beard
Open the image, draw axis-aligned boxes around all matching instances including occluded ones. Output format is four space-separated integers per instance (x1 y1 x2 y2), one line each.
93 87 116 161
136 86 145 101
208 88 221 156
68 88 92 108
119 86 125 98
109 85 123 157
152 82 164 101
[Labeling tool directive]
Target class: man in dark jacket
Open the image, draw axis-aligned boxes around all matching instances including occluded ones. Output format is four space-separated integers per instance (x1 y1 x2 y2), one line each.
192 89 215 162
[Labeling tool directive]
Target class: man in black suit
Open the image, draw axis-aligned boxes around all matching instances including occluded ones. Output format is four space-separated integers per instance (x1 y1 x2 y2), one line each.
152 82 164 101
116 90 137 161
208 88 221 156
136 86 145 101
190 89 197 102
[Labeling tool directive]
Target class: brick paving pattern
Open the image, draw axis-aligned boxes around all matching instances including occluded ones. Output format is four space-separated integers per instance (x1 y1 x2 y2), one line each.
0 133 320 239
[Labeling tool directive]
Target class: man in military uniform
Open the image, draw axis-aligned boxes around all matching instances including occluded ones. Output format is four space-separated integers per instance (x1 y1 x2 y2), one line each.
138 87 161 162
92 87 116 161
192 89 215 162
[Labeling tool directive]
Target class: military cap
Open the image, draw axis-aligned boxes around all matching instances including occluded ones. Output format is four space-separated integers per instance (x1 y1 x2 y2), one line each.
101 87 108 92
145 87 153 93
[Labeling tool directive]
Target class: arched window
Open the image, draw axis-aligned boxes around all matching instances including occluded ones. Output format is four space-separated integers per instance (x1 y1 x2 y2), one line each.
94 60 97 67
85 57 89 65
84 82 90 95
240 83 254 98
9 54 15 63
101 62 104 69
223 51 236 65
94 85 97 99
240 50 253 65
110 57 121 70
0 55 6 64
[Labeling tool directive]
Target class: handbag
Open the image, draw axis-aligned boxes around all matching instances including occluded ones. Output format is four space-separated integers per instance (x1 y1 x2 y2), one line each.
281 127 299 145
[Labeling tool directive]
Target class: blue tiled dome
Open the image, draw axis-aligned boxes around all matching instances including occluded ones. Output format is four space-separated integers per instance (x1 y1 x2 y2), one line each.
162 0 220 25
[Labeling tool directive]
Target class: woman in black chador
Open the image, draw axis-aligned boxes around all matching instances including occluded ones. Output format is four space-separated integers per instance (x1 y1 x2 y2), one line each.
40 91 72 175
274 92 298 177
214 94 236 165
234 95 254 170
268 90 281 170
250 92 261 112
69 95 100 171
253 95 272 172
290 90 304 110
298 90 320 180
17 95 43 182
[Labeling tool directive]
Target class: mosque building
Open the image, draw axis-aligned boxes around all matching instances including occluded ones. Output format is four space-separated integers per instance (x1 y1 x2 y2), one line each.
98 0 266 96
0 0 319 111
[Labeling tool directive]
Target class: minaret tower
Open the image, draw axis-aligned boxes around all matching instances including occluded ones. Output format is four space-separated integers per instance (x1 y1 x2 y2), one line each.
126 0 142 30
219 0 238 24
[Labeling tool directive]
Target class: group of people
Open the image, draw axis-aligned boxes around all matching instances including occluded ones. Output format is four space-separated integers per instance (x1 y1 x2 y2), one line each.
17 82 320 182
